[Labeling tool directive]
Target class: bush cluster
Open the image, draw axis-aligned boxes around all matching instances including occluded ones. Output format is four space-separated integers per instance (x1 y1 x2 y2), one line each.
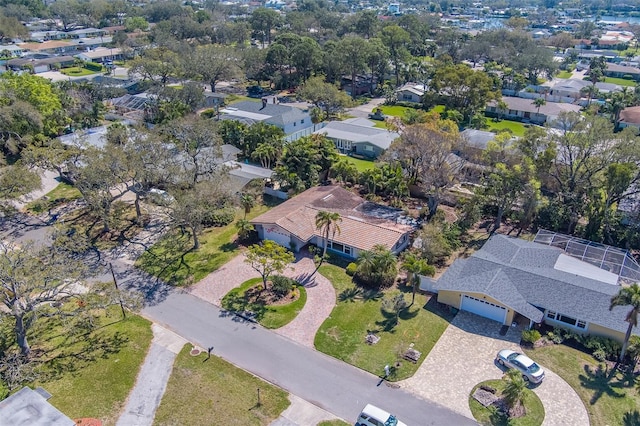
521 329 541 344
345 262 357 276
202 207 235 227
84 62 103 72
546 327 621 361
270 275 296 297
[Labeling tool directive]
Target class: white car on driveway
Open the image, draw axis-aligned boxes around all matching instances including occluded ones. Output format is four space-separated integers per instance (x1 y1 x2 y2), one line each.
496 349 545 384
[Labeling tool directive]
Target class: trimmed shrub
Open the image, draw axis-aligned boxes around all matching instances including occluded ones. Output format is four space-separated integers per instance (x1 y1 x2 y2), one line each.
202 207 235 227
346 262 357 276
84 61 103 72
271 275 295 297
521 329 541 344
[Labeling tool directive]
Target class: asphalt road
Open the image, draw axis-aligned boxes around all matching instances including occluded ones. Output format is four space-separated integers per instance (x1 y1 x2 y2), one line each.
143 292 477 426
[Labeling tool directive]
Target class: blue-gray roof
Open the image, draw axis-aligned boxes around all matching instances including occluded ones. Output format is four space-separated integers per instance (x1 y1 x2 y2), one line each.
223 101 309 128
437 235 638 335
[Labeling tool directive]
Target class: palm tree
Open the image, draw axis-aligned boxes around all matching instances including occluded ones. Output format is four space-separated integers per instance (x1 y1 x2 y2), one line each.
503 369 527 417
312 210 342 275
235 218 254 242
402 253 434 305
240 193 255 219
496 100 508 121
610 283 640 363
533 97 546 115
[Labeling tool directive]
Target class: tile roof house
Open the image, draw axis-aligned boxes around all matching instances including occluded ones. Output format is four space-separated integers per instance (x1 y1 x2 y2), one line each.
251 185 414 258
313 118 399 159
433 234 640 342
219 100 313 141
486 96 581 126
618 105 640 132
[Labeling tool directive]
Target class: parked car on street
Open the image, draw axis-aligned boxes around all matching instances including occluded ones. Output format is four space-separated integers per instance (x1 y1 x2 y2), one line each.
356 403 407 426
496 349 545 383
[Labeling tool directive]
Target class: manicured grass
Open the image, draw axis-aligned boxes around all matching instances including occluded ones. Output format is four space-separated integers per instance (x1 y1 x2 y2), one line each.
318 420 351 426
60 66 101 76
25 182 82 213
314 264 453 381
137 201 279 286
556 70 572 79
603 77 638 87
221 278 307 329
155 344 290 425
431 104 446 114
485 120 527 137
373 120 388 129
377 105 413 117
524 344 640 426
33 310 153 424
342 155 376 172
469 379 545 426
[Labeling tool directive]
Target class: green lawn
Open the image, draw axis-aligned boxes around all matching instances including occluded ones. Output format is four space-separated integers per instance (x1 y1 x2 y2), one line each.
314 264 453 381
318 420 351 426
603 77 638 87
485 120 527 137
342 155 376 172
431 104 446 114
221 278 307 329
137 200 279 286
377 105 413 117
523 344 640 426
33 311 153 425
469 379 545 426
373 120 388 129
556 70 572 79
154 345 290 425
60 67 101 76
25 182 82 213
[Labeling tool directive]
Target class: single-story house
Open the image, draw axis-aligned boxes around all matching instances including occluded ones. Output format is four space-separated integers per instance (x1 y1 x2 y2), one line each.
395 82 427 103
18 40 77 55
486 96 582 125
0 44 26 57
67 27 106 39
75 47 123 63
550 78 622 99
251 185 414 258
29 30 66 41
313 118 399 159
605 63 640 81
433 233 640 343
219 99 313 141
0 387 74 426
202 91 227 109
618 105 640 132
6 55 75 73
460 128 499 151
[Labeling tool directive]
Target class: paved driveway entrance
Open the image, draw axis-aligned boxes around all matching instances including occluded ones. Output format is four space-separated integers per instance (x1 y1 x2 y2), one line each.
401 311 589 426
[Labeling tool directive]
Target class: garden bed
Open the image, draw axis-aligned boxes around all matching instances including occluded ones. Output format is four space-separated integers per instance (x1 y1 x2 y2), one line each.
469 380 544 426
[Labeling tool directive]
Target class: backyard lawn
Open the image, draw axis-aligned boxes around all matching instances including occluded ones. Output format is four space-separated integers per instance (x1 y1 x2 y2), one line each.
25 182 81 213
314 264 453 381
556 70 572 79
137 199 279 286
377 105 414 117
32 310 153 425
221 277 307 329
154 345 290 425
524 344 640 426
603 77 637 87
485 120 528 137
342 155 376 172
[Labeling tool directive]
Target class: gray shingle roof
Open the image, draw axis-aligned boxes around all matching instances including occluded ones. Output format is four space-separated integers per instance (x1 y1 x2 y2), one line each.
314 120 399 150
224 101 309 128
437 235 638 335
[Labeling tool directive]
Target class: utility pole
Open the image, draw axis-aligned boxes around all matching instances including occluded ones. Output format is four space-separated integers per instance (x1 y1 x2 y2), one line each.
109 262 127 319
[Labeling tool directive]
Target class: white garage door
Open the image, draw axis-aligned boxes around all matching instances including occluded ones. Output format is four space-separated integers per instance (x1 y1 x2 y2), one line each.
263 226 291 249
461 295 507 324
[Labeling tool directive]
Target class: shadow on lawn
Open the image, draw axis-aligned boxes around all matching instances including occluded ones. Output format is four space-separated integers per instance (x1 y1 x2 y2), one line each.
579 363 628 405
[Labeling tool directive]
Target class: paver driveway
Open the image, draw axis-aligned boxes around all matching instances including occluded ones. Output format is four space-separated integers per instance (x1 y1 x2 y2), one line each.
189 252 335 348
401 311 589 426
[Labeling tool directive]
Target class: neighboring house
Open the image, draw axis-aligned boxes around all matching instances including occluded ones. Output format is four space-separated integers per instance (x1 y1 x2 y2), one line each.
202 91 227 109
0 44 26 57
618 105 640 132
550 78 622 99
432 233 640 343
76 47 123 63
460 128 498 151
340 74 377 96
29 30 66 41
68 27 106 39
6 55 74 73
395 82 427 103
486 96 581 125
313 118 399 159
0 387 74 426
251 185 414 258
605 63 640 81
18 40 78 55
219 99 313 141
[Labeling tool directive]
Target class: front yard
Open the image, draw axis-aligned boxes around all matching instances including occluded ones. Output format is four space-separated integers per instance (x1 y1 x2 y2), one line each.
137 199 279 286
485 120 528 137
342 155 376 172
314 263 453 381
524 344 640 426
154 345 290 425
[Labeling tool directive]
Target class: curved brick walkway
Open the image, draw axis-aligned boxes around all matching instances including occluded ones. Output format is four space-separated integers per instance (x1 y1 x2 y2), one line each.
188 253 335 348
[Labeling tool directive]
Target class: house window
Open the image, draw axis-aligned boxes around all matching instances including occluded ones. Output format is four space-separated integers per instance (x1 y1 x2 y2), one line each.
331 242 344 252
558 314 577 326
294 122 297 127
301 119 305 124
577 320 586 329
547 311 556 320
344 246 351 255
364 145 374 151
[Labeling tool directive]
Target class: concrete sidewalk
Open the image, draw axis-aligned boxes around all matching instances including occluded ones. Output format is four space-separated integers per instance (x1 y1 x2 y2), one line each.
270 395 343 426
116 324 188 426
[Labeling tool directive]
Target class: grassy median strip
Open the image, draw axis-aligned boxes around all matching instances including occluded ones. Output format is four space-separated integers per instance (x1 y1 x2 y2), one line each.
314 263 452 381
155 345 290 425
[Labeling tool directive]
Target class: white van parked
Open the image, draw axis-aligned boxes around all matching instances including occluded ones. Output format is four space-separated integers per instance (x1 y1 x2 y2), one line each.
356 404 407 426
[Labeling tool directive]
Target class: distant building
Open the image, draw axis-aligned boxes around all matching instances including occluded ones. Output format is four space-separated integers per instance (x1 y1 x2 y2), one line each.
486 96 582 126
